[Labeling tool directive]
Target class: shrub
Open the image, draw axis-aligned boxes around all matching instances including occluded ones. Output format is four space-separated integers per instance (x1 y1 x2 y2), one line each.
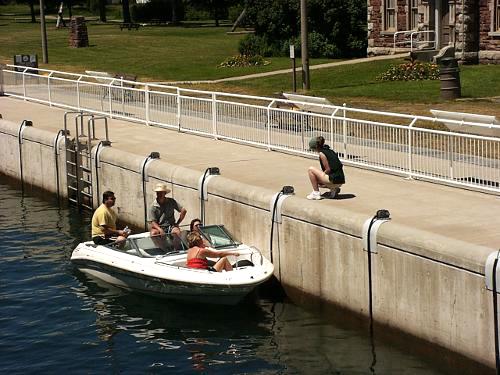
241 32 342 59
244 0 367 59
377 61 440 81
238 34 275 57
309 32 340 58
219 54 270 68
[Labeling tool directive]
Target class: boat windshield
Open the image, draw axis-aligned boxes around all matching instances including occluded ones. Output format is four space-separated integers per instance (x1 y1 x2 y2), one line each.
110 234 187 257
199 225 239 249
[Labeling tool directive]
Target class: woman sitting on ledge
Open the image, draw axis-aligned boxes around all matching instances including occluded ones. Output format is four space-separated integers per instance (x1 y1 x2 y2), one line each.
186 232 239 272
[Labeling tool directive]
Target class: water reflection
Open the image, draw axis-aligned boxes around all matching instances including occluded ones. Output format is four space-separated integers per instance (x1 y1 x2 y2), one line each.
71 268 449 374
71 271 281 373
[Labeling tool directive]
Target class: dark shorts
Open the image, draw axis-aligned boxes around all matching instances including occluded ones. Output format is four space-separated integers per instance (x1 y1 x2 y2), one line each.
93 236 113 245
160 224 177 233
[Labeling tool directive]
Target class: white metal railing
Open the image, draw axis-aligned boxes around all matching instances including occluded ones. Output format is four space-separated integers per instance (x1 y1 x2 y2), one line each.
393 30 436 52
2 64 500 194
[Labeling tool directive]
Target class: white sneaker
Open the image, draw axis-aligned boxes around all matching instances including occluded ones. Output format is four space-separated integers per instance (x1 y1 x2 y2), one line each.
306 191 322 200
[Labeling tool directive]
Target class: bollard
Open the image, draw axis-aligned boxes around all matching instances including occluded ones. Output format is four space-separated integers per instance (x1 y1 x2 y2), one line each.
439 57 461 100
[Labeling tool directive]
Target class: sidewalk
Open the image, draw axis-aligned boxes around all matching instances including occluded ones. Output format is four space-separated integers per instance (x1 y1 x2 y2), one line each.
1 96 499 248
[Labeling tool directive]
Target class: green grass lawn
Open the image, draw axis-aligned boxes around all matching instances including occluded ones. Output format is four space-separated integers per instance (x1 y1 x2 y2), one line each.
0 7 498 113
0 18 329 81
220 59 500 104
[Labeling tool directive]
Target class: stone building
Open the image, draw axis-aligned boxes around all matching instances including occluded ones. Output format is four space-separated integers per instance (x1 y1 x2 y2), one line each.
367 1 500 63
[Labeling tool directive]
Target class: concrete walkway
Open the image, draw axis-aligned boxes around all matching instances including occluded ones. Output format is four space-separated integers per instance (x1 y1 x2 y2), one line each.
1 96 499 249
153 54 409 85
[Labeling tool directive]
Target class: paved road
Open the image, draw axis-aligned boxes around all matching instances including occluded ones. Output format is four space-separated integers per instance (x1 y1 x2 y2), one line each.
1 96 499 249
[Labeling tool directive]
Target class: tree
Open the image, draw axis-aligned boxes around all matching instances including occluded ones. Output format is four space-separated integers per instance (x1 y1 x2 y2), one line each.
19 0 37 22
186 0 243 27
243 0 367 58
28 0 36 22
98 0 106 22
122 0 131 23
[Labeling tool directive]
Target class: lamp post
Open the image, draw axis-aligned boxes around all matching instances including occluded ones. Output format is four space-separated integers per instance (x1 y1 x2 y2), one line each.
300 0 310 90
39 0 48 63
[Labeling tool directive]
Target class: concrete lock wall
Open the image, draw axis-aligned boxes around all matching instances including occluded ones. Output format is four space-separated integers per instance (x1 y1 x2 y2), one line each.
0 118 496 368
0 119 67 194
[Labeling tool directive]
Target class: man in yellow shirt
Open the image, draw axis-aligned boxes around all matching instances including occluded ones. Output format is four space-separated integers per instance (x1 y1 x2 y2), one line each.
91 191 130 245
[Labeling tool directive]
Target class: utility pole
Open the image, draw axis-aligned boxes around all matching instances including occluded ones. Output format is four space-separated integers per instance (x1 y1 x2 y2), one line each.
39 0 48 63
300 0 310 90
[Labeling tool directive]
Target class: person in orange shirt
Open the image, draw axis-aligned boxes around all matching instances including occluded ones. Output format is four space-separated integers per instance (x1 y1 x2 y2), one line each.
186 232 239 272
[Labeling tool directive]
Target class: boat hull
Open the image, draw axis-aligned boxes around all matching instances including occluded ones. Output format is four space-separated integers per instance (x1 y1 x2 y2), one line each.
73 259 258 304
71 244 273 305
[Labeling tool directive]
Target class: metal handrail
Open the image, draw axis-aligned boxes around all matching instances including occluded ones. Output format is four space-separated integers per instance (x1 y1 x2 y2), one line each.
2 65 499 194
393 30 436 52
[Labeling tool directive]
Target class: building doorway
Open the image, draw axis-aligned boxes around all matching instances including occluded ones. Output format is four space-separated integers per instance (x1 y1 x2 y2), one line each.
429 0 452 48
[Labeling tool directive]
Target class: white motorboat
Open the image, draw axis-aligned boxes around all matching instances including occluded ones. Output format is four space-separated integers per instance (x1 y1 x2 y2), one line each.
71 225 274 305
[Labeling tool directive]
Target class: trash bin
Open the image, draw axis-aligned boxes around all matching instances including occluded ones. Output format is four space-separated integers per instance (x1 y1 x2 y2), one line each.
439 57 461 100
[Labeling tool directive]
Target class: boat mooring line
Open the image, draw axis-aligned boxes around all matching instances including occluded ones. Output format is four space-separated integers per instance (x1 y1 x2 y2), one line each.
198 167 220 223
493 251 500 375
147 176 198 193
17 120 32 191
362 210 391 373
269 186 294 278
362 217 390 255
484 250 500 375
93 140 111 208
207 192 271 213
362 210 391 325
278 213 362 240
141 152 161 231
0 129 21 137
53 129 65 199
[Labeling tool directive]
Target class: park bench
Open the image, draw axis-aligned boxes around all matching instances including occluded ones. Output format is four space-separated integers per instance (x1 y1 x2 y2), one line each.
268 93 336 132
84 70 138 112
430 109 500 138
119 23 140 31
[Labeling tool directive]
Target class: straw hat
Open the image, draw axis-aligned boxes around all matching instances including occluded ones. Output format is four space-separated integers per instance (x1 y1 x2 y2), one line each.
153 183 171 194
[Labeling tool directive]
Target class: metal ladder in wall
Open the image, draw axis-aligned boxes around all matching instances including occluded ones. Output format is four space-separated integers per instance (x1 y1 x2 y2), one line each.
64 112 109 210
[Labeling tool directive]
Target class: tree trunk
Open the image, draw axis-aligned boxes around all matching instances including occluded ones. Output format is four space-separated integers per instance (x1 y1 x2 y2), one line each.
214 5 219 27
231 7 246 32
99 0 106 22
171 0 177 24
29 0 36 23
68 0 72 18
122 0 131 24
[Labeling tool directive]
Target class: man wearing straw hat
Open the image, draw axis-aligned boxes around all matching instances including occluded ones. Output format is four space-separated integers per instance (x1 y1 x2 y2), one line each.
148 183 187 239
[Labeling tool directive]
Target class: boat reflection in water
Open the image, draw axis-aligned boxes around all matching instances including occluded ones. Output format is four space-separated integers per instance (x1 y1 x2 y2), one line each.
71 270 459 374
71 271 282 373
